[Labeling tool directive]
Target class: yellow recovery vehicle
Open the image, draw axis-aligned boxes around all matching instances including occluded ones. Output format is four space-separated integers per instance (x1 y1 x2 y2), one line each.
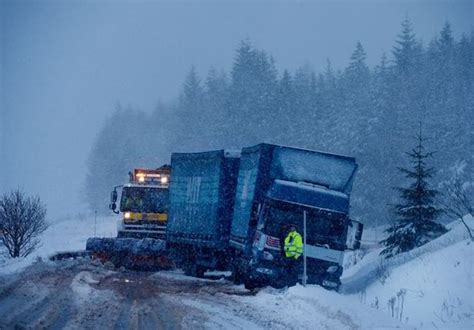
85 166 173 270
110 166 170 238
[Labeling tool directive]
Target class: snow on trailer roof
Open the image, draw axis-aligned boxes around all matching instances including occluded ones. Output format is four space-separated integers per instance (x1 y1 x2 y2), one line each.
243 143 358 195
274 179 349 199
268 179 350 214
172 149 241 159
224 149 241 158
260 142 355 161
172 149 223 159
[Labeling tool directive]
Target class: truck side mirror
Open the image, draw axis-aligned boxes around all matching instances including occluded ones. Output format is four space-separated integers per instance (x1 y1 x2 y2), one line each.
109 189 119 213
111 190 118 203
346 220 363 250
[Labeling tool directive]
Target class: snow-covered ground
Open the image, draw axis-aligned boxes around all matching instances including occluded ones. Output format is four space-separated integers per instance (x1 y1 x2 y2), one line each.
0 213 118 274
168 280 410 329
342 215 474 329
1 213 473 329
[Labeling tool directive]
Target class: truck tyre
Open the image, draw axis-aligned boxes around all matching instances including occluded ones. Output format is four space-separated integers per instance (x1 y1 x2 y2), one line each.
272 278 287 289
195 265 206 278
244 278 258 291
183 261 206 278
182 262 194 276
231 268 243 285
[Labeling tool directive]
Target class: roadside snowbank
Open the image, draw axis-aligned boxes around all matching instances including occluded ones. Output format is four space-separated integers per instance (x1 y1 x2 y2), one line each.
241 284 411 329
1 212 472 329
341 215 474 329
167 282 409 329
358 239 473 329
0 214 117 275
342 215 473 287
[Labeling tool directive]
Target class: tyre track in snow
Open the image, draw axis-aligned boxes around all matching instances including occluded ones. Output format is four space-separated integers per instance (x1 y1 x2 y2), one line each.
0 259 395 329
173 290 358 330
0 260 246 329
0 262 78 329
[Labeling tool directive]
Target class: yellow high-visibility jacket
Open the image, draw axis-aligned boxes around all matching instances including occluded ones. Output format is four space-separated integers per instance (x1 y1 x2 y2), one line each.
284 230 303 259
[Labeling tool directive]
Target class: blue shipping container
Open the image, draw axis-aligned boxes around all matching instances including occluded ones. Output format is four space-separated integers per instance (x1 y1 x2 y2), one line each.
167 150 240 249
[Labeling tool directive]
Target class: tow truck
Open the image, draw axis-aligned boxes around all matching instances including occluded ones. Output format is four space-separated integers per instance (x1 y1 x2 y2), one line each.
109 166 170 238
83 166 173 270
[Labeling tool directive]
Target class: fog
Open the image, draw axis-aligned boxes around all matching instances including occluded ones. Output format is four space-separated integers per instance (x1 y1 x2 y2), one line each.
1 0 472 218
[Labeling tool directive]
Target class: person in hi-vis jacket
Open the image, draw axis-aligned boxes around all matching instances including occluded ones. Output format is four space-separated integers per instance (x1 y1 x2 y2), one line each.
283 224 303 286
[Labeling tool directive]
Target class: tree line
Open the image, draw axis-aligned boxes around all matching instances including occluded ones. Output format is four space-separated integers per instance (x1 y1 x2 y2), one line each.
85 19 473 226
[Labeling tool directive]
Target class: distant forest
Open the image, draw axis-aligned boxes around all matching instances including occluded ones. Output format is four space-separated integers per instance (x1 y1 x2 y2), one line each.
85 19 474 226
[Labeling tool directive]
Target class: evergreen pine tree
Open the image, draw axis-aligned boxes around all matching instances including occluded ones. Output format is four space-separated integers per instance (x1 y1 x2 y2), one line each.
341 41 371 152
177 66 205 149
84 106 151 213
392 17 420 76
391 18 424 127
345 41 370 86
179 65 204 113
228 40 278 146
316 60 340 144
380 126 447 257
204 67 229 148
273 69 296 142
292 64 318 146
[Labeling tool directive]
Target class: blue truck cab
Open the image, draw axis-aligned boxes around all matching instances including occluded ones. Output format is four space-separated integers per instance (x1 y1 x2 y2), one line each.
229 143 363 290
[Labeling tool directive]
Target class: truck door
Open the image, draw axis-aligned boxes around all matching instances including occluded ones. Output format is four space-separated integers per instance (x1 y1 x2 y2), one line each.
346 220 363 250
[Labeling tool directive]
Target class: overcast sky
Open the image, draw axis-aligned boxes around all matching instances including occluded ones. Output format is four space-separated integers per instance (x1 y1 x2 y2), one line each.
1 0 472 218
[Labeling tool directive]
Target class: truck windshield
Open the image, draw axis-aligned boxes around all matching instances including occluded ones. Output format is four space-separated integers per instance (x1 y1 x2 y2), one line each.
120 187 169 213
263 201 347 249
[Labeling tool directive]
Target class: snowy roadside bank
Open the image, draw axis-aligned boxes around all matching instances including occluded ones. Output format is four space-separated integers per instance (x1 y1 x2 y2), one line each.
1 213 472 329
341 215 474 329
0 214 117 275
342 215 474 291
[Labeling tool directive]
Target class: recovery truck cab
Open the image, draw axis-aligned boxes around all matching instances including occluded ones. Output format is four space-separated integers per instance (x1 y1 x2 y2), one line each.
109 166 170 238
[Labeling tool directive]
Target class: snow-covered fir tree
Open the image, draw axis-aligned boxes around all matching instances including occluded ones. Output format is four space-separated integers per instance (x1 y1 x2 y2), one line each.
84 20 473 225
380 126 447 257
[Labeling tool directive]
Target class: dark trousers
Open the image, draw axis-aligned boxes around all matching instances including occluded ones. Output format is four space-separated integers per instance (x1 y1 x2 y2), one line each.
284 257 300 286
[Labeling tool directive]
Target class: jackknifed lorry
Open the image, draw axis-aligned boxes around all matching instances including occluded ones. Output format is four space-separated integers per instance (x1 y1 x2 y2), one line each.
85 143 362 289
165 143 362 289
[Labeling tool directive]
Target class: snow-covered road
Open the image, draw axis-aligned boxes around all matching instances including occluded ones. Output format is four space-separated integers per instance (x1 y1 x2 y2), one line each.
0 258 406 329
0 259 243 329
1 215 471 329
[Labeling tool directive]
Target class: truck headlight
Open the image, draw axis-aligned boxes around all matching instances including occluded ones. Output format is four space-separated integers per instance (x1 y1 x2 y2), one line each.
256 267 273 275
327 265 339 273
263 251 274 261
322 280 339 288
252 247 258 257
161 176 168 184
124 212 131 219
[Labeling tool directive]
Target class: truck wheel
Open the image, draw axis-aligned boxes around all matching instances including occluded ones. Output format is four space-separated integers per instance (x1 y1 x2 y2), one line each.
244 278 258 291
272 278 287 289
182 262 194 276
183 262 206 278
231 268 243 285
195 265 206 278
